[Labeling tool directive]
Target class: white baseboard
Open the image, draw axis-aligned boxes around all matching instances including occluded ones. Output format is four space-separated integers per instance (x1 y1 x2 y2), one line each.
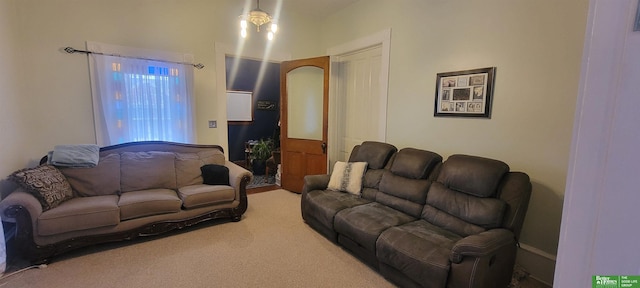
516 243 557 286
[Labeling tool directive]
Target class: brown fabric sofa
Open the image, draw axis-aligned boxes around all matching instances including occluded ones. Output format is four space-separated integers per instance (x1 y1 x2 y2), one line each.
301 141 531 288
0 141 252 263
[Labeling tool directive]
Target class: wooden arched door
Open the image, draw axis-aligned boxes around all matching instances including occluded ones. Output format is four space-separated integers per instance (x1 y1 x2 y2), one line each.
280 56 329 193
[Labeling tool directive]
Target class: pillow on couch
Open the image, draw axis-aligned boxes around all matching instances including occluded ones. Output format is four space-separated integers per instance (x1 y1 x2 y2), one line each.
9 164 73 211
327 161 368 195
200 164 230 186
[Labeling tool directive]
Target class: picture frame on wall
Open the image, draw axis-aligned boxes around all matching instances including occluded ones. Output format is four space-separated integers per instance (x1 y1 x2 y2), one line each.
434 67 496 118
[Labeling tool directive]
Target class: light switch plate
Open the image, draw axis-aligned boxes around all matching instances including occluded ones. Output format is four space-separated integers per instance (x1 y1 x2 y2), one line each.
208 120 217 128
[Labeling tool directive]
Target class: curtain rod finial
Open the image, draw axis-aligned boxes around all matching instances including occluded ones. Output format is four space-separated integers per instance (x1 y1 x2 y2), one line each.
64 47 76 54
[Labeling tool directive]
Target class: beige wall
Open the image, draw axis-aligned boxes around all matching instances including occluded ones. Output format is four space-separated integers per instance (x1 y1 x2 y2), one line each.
320 0 588 283
0 0 29 190
0 0 321 172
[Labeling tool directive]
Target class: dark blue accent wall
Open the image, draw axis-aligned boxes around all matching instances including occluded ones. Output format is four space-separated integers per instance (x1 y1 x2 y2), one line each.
226 56 280 162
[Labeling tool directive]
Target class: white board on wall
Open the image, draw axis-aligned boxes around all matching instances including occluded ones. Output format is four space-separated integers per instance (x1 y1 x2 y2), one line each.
227 91 253 121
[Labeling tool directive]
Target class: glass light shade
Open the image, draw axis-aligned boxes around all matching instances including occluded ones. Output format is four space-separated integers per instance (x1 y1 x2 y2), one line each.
270 23 278 33
240 19 248 29
241 29 247 38
267 31 274 40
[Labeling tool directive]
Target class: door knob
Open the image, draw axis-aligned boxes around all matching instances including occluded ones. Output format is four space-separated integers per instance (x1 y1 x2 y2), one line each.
321 142 327 154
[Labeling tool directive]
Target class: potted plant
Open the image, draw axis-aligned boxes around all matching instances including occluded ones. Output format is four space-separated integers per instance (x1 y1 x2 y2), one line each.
250 138 273 175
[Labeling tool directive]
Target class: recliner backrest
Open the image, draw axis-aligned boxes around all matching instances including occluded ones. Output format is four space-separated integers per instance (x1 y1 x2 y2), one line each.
348 141 397 169
377 148 442 218
422 154 511 237
347 141 397 200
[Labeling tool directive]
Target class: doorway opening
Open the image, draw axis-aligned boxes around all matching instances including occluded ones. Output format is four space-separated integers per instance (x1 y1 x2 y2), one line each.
224 56 281 171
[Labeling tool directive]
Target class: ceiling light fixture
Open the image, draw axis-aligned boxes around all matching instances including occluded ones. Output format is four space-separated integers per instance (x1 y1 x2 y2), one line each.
240 0 278 40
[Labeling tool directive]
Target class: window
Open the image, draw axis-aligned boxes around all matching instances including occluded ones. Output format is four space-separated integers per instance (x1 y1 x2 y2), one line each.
89 51 195 145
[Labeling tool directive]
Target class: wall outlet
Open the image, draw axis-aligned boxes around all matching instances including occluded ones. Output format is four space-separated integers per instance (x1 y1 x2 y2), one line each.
208 120 217 128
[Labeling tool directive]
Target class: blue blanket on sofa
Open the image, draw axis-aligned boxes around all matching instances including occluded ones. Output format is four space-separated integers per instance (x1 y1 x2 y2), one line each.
48 144 100 168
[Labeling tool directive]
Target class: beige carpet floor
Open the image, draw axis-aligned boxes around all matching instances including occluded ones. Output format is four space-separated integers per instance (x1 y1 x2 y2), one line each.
0 189 395 288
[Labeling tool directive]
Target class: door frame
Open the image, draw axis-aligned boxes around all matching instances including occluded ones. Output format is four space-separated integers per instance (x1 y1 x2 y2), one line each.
326 29 391 167
214 42 291 157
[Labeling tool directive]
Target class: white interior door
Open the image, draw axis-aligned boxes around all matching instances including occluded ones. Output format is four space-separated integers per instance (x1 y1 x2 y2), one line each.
334 45 384 162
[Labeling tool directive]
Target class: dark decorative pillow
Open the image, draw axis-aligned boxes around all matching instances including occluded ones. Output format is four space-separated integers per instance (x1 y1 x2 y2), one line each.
200 164 230 186
9 165 73 211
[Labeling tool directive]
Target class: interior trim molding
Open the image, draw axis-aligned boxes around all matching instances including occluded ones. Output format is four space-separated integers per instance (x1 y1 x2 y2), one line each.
516 244 556 286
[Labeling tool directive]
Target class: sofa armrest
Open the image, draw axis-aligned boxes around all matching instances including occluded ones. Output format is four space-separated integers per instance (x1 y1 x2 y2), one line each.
0 188 43 223
450 228 516 263
225 161 252 191
302 174 331 195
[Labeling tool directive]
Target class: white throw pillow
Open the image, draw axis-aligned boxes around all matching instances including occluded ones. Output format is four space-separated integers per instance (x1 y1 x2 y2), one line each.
327 161 368 195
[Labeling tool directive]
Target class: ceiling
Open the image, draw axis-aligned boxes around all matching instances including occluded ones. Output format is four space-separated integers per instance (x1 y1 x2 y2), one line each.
257 0 360 18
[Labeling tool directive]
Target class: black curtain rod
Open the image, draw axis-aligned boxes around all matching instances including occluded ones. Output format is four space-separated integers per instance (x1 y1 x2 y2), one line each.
64 47 205 69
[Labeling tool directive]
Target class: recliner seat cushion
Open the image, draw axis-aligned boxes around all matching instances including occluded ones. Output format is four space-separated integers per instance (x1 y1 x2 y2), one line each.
178 184 235 209
118 189 182 220
376 220 463 287
38 195 120 236
303 189 371 230
334 202 415 251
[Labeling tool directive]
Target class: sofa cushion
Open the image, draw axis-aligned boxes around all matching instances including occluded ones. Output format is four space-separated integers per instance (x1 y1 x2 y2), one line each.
422 182 506 237
303 189 372 231
178 184 235 209
376 220 463 287
362 169 386 191
117 189 182 220
37 195 120 236
120 151 177 192
174 150 226 187
437 154 509 198
348 141 397 169
334 202 415 252
378 171 431 217
198 150 225 165
327 161 368 195
200 164 230 186
175 153 205 187
59 153 121 197
389 148 442 180
9 165 73 211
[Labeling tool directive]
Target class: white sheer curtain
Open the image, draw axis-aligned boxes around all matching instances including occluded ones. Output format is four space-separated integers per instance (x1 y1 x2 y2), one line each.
89 45 195 145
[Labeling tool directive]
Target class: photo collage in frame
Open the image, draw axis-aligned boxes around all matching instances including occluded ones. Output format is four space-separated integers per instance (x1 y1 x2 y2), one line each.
434 67 495 118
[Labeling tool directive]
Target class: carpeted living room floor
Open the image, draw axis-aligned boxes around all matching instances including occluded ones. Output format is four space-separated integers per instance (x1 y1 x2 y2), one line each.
0 189 550 287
